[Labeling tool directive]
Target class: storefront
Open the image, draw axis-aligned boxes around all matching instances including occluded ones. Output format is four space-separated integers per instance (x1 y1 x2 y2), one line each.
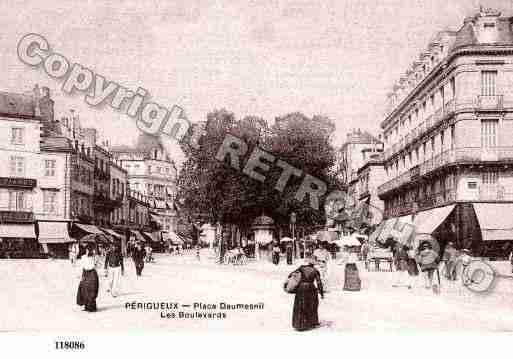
37 221 75 259
0 223 38 258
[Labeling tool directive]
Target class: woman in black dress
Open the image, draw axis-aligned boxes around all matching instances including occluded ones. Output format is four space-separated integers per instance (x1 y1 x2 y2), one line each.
76 244 99 312
292 257 324 331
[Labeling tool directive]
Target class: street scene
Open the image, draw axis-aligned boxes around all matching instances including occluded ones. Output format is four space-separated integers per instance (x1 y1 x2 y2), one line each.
2 0 513 335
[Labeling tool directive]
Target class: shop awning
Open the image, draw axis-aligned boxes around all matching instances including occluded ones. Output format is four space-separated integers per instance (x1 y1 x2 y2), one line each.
414 205 455 234
473 203 513 241
0 224 36 238
38 222 73 243
75 223 104 235
374 218 398 244
101 228 124 239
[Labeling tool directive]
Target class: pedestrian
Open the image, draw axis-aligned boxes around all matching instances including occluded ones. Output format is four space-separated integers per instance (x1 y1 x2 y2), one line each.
443 242 458 280
104 242 124 297
393 244 417 289
76 244 99 312
416 242 439 291
132 242 146 277
69 242 78 266
145 244 153 263
313 242 330 289
361 240 369 263
272 243 281 265
286 243 293 265
343 245 361 291
292 256 324 331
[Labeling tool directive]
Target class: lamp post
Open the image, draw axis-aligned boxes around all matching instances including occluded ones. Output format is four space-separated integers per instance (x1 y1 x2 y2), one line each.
290 212 297 259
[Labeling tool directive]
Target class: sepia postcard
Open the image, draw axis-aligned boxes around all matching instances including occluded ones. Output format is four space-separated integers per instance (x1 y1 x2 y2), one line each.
2 0 513 356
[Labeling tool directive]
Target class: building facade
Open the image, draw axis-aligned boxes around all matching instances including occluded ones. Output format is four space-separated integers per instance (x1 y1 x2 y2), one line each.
0 89 74 257
377 8 513 254
111 133 177 233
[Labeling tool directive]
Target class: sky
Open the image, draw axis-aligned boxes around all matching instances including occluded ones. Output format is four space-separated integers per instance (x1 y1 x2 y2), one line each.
2 0 513 165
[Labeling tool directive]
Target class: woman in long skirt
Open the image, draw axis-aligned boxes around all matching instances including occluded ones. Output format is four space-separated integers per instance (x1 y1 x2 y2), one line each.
343 246 361 291
292 257 324 331
76 244 99 312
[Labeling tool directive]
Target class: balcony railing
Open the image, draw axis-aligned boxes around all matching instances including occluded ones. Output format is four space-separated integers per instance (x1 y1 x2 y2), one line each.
379 147 513 196
0 210 34 223
420 147 513 176
384 98 459 161
476 95 503 111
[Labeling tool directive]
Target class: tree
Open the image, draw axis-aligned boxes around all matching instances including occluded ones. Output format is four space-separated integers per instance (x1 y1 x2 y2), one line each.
175 110 343 229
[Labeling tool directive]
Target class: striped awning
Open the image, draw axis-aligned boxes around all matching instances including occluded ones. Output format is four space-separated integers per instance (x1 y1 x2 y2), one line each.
0 224 36 239
38 222 74 243
75 223 104 235
101 228 124 239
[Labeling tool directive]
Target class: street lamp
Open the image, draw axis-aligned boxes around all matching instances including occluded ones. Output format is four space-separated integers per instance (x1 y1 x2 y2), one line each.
290 212 296 259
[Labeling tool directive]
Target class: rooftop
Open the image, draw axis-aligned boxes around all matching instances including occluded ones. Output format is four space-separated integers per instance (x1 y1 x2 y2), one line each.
0 91 35 118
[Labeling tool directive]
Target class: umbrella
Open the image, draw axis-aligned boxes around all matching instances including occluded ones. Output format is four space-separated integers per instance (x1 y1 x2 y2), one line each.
335 235 362 247
315 230 338 243
280 237 293 243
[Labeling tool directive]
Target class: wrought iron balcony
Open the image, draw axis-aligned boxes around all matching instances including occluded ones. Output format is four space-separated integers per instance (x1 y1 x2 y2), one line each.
379 147 513 197
0 210 34 223
476 95 503 111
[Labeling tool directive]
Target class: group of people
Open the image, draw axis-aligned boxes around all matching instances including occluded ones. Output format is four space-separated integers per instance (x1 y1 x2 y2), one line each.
75 240 149 312
271 242 294 265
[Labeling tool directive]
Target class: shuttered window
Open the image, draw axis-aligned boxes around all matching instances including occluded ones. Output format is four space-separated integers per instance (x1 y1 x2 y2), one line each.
481 71 497 96
481 119 498 148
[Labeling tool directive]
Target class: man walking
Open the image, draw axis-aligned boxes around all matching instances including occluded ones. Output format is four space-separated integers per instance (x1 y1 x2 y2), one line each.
132 242 146 277
104 242 124 297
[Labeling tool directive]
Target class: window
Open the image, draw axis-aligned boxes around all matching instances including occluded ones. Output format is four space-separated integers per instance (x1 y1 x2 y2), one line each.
481 71 497 96
44 159 56 177
148 165 152 174
440 132 444 153
468 182 477 189
431 137 435 156
8 190 27 210
450 77 455 98
481 119 498 148
484 23 495 29
482 171 498 185
423 142 427 159
11 128 24 144
9 156 25 176
415 148 419 163
43 191 56 213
